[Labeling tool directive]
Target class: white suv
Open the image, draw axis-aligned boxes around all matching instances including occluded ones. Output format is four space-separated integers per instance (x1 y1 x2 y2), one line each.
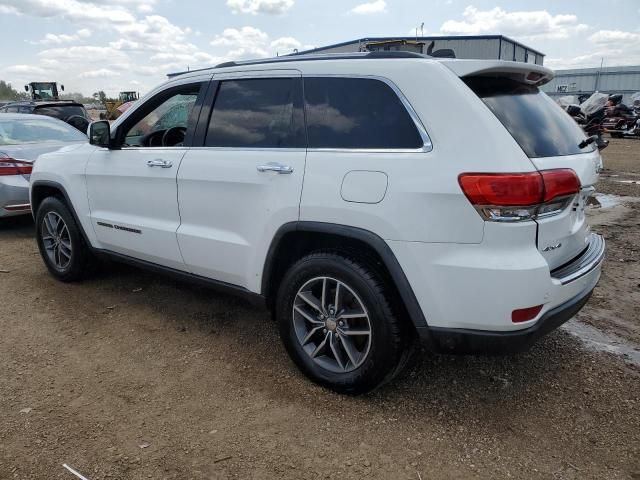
30 52 605 394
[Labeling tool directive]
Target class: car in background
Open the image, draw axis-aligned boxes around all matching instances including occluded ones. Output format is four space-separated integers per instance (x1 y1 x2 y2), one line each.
0 100 91 133
0 113 87 217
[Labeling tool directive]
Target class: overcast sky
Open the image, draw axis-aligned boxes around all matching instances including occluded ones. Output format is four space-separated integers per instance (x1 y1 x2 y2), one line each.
1 0 639 97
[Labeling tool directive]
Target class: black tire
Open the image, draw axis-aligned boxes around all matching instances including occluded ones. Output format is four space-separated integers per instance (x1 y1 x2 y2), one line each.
35 196 93 282
276 251 410 395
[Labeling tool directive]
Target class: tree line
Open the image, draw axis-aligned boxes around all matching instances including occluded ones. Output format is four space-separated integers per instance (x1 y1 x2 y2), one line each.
0 80 114 104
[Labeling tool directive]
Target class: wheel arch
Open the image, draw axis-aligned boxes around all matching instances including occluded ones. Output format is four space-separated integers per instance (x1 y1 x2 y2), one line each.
262 221 430 335
30 180 92 247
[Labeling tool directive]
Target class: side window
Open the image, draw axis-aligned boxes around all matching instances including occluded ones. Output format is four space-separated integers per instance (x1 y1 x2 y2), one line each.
304 77 423 149
123 83 202 147
5 106 19 113
205 78 304 148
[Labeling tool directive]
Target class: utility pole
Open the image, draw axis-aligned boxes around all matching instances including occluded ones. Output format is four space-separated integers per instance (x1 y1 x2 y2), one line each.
594 57 603 91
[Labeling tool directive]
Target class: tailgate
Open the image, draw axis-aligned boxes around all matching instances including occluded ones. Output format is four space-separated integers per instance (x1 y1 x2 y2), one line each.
456 61 602 270
532 150 601 269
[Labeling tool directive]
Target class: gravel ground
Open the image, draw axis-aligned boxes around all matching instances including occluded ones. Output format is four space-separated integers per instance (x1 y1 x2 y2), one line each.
0 138 639 480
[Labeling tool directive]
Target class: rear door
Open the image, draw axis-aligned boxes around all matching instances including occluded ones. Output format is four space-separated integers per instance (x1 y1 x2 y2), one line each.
176 71 306 290
462 74 602 269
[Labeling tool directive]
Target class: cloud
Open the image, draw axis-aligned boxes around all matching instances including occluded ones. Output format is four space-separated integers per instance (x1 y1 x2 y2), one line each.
546 29 640 69
440 6 588 40
78 68 121 78
210 27 309 59
270 36 301 53
112 15 192 52
5 64 48 75
211 26 270 58
226 0 294 15
349 0 386 15
0 0 135 24
31 28 91 45
38 45 129 62
589 29 640 44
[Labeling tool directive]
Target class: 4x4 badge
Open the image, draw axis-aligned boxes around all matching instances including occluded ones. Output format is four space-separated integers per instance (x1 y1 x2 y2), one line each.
543 243 562 252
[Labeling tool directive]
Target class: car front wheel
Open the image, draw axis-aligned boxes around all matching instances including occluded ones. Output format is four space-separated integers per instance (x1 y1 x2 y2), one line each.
35 196 93 282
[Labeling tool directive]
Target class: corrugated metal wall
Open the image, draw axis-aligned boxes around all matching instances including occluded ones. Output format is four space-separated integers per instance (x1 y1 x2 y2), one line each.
306 37 544 64
543 66 640 104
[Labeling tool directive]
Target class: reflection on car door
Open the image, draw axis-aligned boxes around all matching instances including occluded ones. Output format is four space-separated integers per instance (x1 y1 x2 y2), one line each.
86 77 210 269
177 71 306 291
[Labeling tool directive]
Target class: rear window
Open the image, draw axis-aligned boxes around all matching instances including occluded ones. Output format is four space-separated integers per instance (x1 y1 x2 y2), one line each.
464 77 594 158
304 77 423 149
0 118 86 145
34 105 87 121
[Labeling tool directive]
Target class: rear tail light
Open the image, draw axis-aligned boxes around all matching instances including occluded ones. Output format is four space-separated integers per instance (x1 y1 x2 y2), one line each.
458 169 580 222
0 155 32 176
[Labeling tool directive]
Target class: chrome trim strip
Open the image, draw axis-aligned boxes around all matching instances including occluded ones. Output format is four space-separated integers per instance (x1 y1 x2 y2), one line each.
551 233 605 285
4 203 31 211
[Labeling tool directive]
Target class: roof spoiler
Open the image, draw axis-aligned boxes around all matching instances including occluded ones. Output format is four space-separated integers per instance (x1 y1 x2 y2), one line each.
439 60 554 86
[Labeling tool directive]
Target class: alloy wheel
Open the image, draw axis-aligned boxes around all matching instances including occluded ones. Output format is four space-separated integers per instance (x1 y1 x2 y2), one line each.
41 212 72 270
292 276 372 373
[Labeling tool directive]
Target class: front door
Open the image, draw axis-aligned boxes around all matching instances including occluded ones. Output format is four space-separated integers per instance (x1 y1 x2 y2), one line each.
86 78 209 270
177 71 306 291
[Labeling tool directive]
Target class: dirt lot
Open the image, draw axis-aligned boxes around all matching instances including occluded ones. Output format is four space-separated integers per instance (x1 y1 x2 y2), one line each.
1 138 639 480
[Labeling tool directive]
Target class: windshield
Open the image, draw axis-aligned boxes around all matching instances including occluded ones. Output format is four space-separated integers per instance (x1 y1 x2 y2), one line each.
34 105 87 121
31 83 57 99
464 77 594 158
0 117 86 145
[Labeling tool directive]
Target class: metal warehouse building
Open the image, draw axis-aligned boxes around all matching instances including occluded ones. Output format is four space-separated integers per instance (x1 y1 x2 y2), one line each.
296 35 545 65
542 65 640 104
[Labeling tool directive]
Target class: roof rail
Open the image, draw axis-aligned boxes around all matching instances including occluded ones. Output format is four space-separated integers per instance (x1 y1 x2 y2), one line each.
167 51 430 78
214 51 427 69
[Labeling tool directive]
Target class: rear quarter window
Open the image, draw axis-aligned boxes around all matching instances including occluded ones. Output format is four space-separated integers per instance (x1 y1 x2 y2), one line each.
464 77 594 158
303 77 424 149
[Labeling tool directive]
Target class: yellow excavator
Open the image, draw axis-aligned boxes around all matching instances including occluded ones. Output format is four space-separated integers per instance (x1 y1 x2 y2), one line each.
102 91 139 120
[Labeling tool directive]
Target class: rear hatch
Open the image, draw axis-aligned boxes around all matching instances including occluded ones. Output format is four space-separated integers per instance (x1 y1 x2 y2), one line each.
444 60 601 270
33 103 89 121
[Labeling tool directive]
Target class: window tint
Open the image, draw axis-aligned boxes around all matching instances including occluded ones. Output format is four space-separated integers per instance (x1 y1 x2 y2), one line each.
464 77 594 158
205 78 304 148
304 77 423 149
34 105 87 120
124 83 202 147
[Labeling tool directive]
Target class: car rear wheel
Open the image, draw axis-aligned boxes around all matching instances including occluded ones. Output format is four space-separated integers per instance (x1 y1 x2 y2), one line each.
35 196 93 282
276 251 410 394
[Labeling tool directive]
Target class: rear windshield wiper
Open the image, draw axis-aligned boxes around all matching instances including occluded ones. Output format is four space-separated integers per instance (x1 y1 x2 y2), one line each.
578 135 598 149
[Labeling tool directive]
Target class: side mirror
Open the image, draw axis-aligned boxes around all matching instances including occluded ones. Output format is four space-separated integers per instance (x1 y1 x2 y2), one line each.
60 84 65 91
89 120 111 147
24 85 29 92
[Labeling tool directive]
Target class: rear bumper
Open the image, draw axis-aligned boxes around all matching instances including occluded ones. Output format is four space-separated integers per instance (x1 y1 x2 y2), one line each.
0 178 31 218
391 230 605 353
422 286 593 354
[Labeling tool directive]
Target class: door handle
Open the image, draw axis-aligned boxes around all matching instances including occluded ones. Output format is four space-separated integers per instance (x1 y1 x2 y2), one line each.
147 159 173 168
257 162 294 174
